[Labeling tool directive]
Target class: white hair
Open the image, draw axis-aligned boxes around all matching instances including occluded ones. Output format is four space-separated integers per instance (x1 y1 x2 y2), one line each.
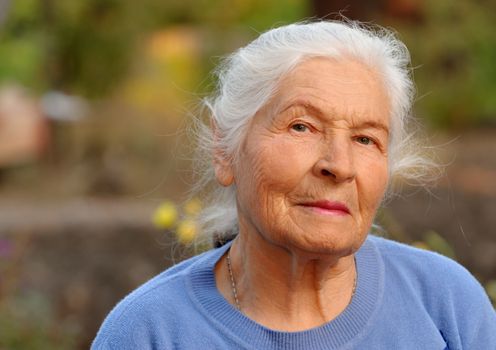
191 20 438 243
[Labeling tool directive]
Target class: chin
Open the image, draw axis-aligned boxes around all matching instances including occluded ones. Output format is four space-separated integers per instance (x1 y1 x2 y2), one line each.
279 228 364 258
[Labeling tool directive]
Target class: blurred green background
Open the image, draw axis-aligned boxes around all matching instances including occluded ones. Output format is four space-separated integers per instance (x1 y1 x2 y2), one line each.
0 0 495 348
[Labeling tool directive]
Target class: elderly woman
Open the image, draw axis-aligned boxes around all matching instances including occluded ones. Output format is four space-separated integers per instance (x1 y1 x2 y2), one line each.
92 21 496 349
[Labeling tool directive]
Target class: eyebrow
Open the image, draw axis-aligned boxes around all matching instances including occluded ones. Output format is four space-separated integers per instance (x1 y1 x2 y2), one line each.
280 101 325 118
280 101 389 135
357 121 390 135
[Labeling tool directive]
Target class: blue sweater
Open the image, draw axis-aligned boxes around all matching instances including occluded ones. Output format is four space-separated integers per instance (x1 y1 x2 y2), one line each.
92 236 496 349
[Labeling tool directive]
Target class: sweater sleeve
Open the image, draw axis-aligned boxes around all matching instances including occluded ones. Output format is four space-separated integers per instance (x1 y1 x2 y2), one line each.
435 259 496 350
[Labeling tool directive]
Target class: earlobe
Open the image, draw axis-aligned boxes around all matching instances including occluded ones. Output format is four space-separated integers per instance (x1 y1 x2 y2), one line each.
213 148 234 186
214 160 234 187
211 120 234 187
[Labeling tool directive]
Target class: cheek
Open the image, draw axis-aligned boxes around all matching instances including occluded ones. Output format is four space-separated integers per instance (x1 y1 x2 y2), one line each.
356 153 389 212
242 137 314 194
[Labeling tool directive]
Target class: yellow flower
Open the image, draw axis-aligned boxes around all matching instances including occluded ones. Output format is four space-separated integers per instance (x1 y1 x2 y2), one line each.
183 198 202 217
152 201 178 229
176 219 197 244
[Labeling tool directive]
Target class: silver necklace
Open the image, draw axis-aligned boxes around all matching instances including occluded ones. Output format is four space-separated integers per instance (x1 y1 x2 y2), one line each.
350 263 358 303
226 248 357 311
226 248 241 310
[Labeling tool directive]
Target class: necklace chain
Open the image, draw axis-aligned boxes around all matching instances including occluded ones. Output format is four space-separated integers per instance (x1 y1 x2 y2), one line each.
226 247 357 312
226 248 241 310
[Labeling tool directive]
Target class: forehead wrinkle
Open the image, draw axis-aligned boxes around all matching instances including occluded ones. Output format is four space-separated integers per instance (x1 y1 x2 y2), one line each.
274 57 391 118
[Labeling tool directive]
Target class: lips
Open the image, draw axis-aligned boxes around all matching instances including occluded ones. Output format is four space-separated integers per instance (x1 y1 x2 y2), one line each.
300 200 351 216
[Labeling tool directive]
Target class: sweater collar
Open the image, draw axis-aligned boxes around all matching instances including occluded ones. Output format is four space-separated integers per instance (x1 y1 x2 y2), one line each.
188 237 384 350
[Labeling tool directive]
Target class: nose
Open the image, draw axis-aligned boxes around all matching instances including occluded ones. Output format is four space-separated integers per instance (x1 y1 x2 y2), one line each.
312 137 356 183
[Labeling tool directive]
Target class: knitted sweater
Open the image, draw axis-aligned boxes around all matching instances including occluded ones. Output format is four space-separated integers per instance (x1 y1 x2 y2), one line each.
92 236 496 349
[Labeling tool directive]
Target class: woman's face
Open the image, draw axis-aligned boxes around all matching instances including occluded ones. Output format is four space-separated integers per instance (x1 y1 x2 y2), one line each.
216 57 390 257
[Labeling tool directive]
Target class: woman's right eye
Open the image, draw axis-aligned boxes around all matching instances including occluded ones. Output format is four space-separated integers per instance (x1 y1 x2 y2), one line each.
291 123 308 132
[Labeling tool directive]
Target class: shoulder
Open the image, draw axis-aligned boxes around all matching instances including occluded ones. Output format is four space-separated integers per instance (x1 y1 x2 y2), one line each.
91 247 219 349
367 234 482 296
368 234 477 287
367 235 496 348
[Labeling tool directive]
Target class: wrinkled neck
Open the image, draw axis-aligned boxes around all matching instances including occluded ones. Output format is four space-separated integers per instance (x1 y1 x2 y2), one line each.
217 224 357 331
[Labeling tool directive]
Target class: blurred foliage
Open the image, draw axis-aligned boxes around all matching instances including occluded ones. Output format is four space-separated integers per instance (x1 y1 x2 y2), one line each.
395 0 496 127
0 0 308 97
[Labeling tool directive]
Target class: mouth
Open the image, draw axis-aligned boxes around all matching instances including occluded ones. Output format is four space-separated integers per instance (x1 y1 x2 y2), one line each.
299 200 351 216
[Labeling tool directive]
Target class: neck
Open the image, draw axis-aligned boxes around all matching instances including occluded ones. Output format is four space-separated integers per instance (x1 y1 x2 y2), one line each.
215 228 357 332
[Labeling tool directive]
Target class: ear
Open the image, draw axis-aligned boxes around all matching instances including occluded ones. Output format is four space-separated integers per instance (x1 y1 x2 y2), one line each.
212 121 234 187
213 152 234 187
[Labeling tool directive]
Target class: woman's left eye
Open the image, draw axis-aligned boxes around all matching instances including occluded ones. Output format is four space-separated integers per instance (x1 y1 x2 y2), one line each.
291 123 309 132
356 136 375 145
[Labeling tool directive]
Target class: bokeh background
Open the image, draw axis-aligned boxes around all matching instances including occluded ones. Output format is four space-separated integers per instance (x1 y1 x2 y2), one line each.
0 0 495 348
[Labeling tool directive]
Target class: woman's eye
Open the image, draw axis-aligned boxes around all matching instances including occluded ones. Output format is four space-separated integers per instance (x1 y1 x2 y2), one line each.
291 123 308 132
356 136 374 145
